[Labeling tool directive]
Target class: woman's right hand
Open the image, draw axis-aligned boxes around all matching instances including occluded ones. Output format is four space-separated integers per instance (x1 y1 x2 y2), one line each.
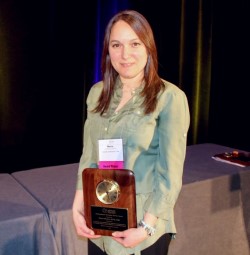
72 189 101 238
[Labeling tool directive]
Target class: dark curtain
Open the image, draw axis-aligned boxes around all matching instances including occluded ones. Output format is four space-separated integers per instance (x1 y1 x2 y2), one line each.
0 1 97 172
178 0 213 145
178 0 250 150
0 0 249 173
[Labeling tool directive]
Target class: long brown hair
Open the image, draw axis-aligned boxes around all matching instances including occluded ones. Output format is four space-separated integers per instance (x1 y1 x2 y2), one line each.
94 10 165 115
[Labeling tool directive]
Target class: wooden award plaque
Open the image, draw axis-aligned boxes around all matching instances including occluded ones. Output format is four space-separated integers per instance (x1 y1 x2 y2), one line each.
82 168 137 236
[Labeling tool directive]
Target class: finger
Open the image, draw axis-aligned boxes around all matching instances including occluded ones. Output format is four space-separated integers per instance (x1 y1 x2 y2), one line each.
112 231 125 238
77 227 101 238
85 233 102 239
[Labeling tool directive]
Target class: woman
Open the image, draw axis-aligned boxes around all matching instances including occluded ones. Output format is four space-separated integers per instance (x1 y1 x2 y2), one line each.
72 9 190 255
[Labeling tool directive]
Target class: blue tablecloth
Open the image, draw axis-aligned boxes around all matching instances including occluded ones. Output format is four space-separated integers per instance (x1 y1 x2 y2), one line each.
3 143 250 255
0 174 58 255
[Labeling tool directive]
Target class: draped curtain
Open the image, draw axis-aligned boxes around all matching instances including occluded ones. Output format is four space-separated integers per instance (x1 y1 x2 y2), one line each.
178 0 249 149
178 0 213 145
0 0 249 173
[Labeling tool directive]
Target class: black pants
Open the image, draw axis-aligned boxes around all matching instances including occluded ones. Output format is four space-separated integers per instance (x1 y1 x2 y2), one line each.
88 234 172 255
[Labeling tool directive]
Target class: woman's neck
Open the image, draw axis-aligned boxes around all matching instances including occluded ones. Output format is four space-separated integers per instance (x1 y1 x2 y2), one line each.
120 76 143 91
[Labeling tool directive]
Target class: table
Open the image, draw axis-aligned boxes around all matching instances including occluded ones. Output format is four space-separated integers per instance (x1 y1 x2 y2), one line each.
12 163 87 255
169 143 250 255
9 143 250 255
0 174 58 255
183 143 250 184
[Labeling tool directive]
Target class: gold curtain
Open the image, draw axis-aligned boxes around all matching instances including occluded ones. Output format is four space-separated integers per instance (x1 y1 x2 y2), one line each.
179 0 213 145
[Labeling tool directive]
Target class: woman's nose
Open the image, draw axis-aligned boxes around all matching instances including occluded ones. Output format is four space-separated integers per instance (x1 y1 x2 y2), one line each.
121 46 130 59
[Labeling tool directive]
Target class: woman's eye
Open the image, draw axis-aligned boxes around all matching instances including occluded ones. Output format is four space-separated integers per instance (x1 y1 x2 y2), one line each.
111 43 120 48
132 42 140 47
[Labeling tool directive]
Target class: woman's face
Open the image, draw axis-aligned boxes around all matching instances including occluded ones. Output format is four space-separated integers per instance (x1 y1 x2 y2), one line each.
109 20 148 81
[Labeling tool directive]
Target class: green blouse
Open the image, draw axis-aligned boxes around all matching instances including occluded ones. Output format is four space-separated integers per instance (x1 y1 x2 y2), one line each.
76 78 190 255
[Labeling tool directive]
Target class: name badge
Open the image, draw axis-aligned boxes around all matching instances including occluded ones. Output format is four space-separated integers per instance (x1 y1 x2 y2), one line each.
98 139 124 169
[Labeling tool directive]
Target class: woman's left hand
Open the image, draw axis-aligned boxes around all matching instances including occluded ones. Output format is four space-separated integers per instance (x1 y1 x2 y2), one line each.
111 227 148 248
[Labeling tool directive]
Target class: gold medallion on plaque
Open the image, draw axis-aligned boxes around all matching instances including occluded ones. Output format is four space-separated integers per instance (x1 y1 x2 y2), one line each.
82 168 137 236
